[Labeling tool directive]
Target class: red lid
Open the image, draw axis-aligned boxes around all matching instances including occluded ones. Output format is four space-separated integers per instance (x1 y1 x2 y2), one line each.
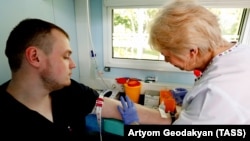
115 77 128 84
127 80 140 87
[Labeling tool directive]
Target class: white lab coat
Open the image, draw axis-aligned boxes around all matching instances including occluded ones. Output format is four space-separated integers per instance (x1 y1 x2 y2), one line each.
174 43 250 124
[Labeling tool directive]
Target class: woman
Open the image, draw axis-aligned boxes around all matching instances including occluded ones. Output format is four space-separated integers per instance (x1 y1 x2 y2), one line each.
118 0 250 124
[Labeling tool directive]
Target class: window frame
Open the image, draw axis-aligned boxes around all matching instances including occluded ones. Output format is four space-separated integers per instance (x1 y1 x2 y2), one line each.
103 0 250 72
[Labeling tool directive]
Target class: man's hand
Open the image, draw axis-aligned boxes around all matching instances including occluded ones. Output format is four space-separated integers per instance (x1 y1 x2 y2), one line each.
117 95 139 125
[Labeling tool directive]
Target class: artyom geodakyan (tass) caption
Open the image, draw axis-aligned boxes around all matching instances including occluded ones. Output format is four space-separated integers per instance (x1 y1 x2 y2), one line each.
124 125 249 140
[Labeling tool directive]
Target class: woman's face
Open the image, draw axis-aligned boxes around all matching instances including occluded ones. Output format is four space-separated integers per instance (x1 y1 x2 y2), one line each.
161 49 195 71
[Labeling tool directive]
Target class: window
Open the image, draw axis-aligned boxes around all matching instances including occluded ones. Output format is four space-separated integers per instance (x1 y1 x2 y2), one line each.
103 0 250 72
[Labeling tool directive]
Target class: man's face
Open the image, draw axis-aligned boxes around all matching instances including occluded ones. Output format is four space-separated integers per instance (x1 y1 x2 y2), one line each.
40 29 76 91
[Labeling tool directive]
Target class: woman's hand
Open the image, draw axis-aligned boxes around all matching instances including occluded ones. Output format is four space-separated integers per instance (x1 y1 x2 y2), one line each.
117 95 139 125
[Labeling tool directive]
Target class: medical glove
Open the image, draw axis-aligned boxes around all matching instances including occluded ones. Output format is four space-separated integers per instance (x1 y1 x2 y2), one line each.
117 95 139 125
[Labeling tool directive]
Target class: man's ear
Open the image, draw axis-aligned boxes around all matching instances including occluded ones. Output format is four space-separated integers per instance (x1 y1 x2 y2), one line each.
25 47 40 67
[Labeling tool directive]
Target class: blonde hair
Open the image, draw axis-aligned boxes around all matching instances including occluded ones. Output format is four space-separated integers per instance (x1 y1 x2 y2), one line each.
148 0 229 56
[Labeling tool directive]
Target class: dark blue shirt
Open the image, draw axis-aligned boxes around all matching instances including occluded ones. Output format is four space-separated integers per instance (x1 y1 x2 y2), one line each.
0 79 99 140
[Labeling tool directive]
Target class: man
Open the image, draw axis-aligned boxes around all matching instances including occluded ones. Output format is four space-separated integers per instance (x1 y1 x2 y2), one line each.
0 18 170 140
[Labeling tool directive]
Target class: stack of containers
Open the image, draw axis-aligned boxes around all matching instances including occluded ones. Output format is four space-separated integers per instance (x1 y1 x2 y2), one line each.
159 89 176 113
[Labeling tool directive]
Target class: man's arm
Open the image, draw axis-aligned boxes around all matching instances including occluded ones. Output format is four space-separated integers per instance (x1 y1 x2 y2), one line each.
101 97 172 125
